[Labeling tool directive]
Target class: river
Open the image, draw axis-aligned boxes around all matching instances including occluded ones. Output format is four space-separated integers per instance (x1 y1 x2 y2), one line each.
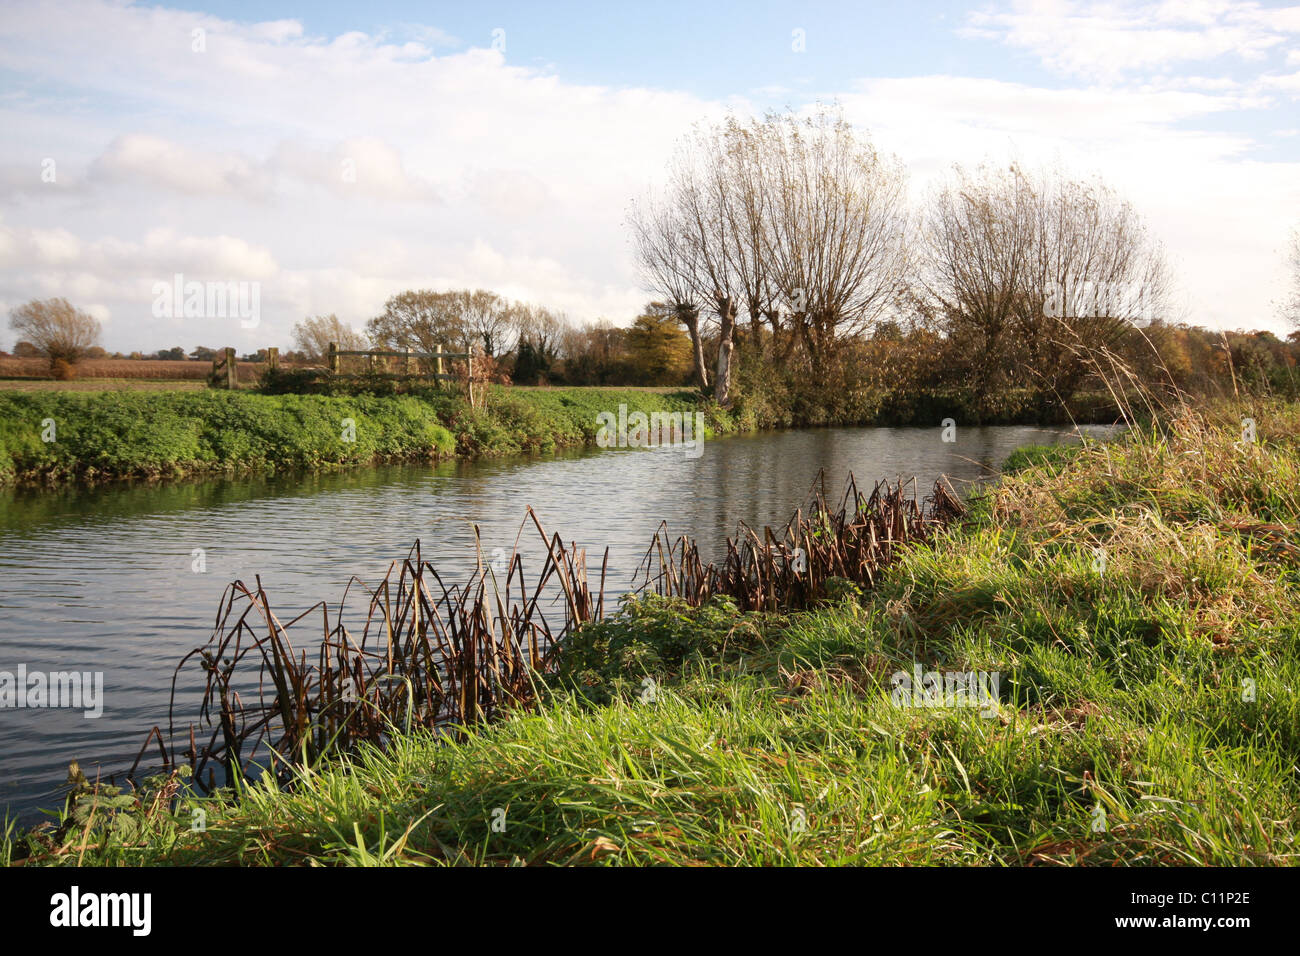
0 423 1110 822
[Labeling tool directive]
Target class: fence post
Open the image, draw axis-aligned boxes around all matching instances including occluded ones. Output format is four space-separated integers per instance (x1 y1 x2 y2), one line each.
404 347 413 375
367 349 375 373
267 346 278 372
328 342 338 374
435 343 444 378
467 346 476 409
224 347 237 389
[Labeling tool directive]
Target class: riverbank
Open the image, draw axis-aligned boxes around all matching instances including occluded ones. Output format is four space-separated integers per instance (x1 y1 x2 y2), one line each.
7 398 1296 865
0 380 1125 487
0 386 730 485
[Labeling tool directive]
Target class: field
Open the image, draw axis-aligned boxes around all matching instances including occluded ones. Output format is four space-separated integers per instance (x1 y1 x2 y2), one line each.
0 379 210 392
0 357 269 385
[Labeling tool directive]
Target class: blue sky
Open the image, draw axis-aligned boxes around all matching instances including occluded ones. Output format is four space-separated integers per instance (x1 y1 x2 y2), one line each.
185 0 1300 155
197 1 1001 93
1 0 1298 351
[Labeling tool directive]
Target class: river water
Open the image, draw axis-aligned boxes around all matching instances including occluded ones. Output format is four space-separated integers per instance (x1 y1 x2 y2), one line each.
0 423 1109 822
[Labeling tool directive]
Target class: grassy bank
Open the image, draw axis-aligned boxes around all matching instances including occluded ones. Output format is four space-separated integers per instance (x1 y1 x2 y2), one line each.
8 399 1298 865
0 386 730 485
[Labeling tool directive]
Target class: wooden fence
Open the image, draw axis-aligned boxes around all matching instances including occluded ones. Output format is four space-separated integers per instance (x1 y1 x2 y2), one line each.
326 342 470 382
208 343 475 401
210 346 278 388
328 342 479 404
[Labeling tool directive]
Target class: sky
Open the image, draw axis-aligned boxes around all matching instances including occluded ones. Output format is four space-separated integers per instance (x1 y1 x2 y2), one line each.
1 0 1298 353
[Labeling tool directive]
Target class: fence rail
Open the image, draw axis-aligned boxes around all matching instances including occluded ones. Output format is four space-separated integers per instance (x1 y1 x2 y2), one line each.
327 342 470 380
206 343 474 398
210 346 278 388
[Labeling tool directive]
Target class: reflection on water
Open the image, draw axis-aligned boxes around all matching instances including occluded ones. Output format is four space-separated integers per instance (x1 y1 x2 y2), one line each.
0 423 1110 821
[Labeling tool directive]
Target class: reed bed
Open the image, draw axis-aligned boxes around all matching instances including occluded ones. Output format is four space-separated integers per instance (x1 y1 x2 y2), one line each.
139 511 607 791
640 473 965 612
142 473 963 792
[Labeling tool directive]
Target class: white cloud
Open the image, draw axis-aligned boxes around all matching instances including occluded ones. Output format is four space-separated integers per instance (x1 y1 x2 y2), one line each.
0 0 1295 351
270 137 440 201
90 134 272 198
837 72 1300 331
966 0 1300 82
0 0 723 349
1260 70 1300 92
0 221 278 291
26 227 83 266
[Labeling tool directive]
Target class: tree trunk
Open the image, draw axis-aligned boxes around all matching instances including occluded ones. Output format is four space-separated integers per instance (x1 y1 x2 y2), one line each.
767 309 783 356
713 296 736 407
680 306 710 394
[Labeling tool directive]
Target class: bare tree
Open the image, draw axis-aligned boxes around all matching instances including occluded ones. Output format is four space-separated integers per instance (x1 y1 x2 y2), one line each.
629 189 710 392
367 290 466 354
918 164 1039 414
760 109 911 372
456 289 515 357
630 107 910 403
292 314 368 361
511 303 566 361
1019 169 1171 404
368 288 530 358
671 130 743 405
8 298 102 372
714 117 780 348
1283 227 1300 329
919 162 1170 416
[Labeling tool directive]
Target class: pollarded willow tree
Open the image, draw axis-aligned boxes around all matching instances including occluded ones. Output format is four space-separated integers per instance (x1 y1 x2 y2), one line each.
629 189 710 392
630 106 911 406
918 162 1171 418
760 111 911 373
1283 227 1300 330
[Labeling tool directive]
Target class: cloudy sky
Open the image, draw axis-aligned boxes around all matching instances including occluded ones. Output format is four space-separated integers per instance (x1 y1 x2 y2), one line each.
1 0 1298 353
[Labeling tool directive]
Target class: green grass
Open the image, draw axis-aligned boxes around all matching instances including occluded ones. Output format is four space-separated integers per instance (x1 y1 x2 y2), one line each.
0 386 729 484
9 398 1300 865
0 390 456 483
447 385 730 456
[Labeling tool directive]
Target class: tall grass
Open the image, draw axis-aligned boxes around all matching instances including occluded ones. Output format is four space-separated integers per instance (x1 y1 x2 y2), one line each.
127 473 962 795
135 515 607 795
641 474 965 611
9 404 1300 865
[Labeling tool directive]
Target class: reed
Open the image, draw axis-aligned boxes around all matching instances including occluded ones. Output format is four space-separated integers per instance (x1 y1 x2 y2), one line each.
139 510 607 791
142 474 964 792
640 473 965 612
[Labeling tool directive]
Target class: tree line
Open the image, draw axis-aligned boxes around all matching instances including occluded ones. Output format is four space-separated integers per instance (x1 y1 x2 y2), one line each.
6 105 1299 415
292 294 699 388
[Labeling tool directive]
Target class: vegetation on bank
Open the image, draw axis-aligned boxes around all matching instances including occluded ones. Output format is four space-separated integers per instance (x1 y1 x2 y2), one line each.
0 390 452 484
0 368 1115 487
8 399 1298 865
0 386 731 485
5 113 1298 430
